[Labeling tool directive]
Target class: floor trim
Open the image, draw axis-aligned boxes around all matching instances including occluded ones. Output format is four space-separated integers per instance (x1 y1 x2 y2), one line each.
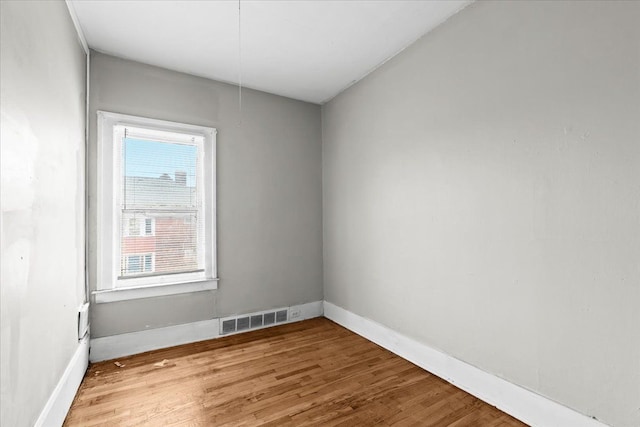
90 318 221 362
34 338 89 427
323 301 608 427
90 300 324 362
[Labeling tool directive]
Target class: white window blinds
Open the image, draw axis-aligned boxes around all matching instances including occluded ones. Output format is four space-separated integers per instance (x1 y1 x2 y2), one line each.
117 125 205 280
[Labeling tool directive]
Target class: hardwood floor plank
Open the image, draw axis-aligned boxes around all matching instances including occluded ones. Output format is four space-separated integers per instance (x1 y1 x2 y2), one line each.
65 318 528 426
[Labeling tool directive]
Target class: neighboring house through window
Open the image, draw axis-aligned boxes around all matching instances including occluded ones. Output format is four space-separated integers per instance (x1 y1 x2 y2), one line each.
95 111 218 302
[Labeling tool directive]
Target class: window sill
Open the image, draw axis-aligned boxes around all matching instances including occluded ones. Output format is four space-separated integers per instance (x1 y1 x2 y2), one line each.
93 278 219 303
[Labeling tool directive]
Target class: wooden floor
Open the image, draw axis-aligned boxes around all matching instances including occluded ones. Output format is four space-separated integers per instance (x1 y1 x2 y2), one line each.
65 318 528 426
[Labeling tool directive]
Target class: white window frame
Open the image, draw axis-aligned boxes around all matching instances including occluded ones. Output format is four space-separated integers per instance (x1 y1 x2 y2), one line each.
94 111 218 303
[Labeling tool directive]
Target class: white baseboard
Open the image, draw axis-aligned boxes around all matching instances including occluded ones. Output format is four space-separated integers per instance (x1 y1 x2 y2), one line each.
90 300 324 362
90 318 221 362
323 301 609 427
35 338 89 427
294 300 324 320
52 301 608 427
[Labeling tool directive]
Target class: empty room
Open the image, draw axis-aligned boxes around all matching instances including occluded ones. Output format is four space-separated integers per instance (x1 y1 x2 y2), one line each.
1 0 638 426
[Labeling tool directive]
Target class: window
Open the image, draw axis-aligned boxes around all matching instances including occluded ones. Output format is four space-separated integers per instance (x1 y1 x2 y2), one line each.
124 253 154 274
95 111 217 303
123 216 155 237
129 218 139 236
144 218 153 236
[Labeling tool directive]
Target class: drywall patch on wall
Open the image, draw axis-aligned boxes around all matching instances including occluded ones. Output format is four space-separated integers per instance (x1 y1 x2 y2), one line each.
0 112 38 213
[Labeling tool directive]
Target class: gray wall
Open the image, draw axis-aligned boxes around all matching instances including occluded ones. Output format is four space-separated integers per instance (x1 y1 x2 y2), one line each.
89 52 323 337
0 1 87 426
322 1 639 426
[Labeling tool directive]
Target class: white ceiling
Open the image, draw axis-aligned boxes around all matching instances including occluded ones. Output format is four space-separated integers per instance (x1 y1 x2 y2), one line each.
70 0 471 104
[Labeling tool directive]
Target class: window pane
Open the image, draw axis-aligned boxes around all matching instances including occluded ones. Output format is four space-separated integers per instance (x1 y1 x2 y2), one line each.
129 218 139 236
127 255 142 273
120 137 202 279
122 138 198 209
144 254 153 272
